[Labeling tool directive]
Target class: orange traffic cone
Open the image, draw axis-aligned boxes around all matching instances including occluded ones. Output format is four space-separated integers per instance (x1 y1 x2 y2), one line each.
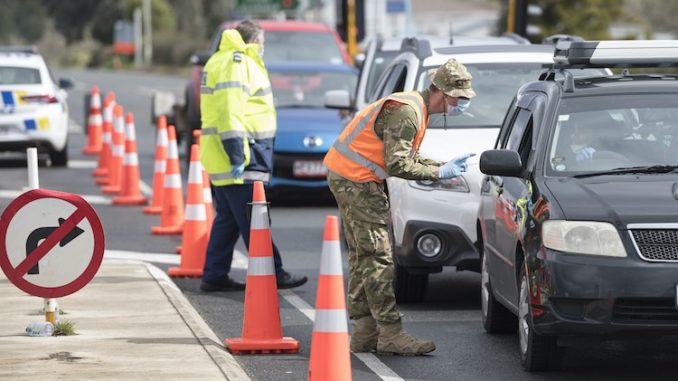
152 125 184 235
193 129 214 231
225 181 300 354
143 116 168 214
82 86 103 155
308 216 351 381
101 105 125 192
93 92 116 177
168 144 208 277
113 113 148 206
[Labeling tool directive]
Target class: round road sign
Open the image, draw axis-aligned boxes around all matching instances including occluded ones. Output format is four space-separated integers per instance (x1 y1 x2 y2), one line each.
0 189 105 298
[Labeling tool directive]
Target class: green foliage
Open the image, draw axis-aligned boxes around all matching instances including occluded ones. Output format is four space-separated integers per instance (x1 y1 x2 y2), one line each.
0 0 46 43
54 320 76 336
91 0 125 45
122 0 177 32
536 0 623 40
44 0 99 44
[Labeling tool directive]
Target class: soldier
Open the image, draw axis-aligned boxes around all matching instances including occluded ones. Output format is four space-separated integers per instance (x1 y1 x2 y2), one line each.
324 59 476 356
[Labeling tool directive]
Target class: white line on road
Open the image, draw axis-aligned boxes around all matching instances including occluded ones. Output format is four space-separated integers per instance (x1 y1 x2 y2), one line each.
139 179 153 197
69 118 83 134
233 251 405 381
0 189 112 205
68 159 97 168
105 250 180 265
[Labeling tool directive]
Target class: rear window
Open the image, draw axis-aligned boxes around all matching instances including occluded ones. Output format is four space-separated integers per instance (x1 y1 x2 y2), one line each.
0 67 41 85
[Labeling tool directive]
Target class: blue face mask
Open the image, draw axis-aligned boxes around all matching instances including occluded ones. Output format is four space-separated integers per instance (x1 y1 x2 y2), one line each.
447 98 471 116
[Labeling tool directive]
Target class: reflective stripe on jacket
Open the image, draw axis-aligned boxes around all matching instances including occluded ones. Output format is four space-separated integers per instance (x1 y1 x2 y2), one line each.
323 91 428 182
199 29 276 186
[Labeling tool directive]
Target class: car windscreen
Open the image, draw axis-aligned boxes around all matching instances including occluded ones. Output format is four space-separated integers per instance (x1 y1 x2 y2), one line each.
270 70 357 108
546 94 678 176
265 31 344 64
417 63 546 129
0 66 41 85
364 50 400 103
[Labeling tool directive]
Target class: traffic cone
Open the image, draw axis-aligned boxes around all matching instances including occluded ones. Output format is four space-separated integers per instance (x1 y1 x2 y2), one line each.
308 216 351 381
151 125 184 235
82 85 103 155
193 129 214 231
143 116 168 214
225 181 299 354
93 92 116 177
101 105 125 192
168 144 208 277
112 112 148 206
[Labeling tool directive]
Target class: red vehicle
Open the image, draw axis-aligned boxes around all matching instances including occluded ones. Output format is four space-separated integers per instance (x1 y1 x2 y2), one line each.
180 20 349 147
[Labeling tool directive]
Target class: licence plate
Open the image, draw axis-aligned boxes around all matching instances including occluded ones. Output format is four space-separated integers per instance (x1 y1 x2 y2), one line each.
293 160 327 178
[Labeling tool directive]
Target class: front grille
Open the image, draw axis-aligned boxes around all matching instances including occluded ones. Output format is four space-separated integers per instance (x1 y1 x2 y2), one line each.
613 298 678 323
630 229 678 262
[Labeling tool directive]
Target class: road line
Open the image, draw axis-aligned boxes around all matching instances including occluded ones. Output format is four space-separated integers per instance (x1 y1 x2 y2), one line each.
105 250 180 265
68 159 97 169
139 179 153 197
0 190 112 205
69 118 83 134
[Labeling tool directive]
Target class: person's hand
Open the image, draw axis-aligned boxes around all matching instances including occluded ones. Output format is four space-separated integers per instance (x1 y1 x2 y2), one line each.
439 153 476 179
230 163 245 178
575 147 596 161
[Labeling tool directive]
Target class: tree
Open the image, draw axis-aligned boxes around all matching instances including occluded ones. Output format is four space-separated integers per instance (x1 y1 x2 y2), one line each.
14 0 47 43
91 0 126 45
43 0 99 44
121 0 177 32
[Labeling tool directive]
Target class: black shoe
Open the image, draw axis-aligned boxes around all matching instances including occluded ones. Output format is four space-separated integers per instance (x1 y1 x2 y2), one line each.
276 271 308 289
200 277 246 292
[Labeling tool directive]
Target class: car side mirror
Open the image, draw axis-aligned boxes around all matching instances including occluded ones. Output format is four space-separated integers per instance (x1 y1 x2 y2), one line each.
58 78 74 90
324 89 353 111
190 51 212 65
354 52 366 70
480 150 523 177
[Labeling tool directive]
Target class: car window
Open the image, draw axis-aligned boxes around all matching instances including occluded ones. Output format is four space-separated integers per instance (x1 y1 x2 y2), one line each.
546 94 678 175
364 50 400 103
418 63 545 129
370 63 406 103
496 99 518 149
270 70 357 108
0 67 41 85
504 109 532 150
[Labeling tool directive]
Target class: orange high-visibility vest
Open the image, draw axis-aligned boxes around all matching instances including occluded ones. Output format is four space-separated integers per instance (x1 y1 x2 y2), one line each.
324 91 428 182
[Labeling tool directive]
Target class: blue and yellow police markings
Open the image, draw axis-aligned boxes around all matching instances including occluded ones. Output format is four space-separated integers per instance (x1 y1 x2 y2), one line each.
23 117 50 131
1 90 27 109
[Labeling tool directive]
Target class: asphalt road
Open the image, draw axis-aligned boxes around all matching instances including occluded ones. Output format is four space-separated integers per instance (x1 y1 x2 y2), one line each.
3 69 678 380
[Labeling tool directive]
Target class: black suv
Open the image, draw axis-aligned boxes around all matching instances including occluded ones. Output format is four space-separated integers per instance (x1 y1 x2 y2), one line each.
478 40 678 371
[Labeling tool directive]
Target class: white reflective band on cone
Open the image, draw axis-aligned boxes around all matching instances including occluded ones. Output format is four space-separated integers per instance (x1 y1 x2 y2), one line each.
320 241 343 275
112 145 125 156
157 130 168 146
203 188 212 202
164 174 182 188
92 95 101 108
90 114 102 125
104 107 113 121
154 160 166 173
250 204 270 229
247 256 275 276
185 204 206 221
188 162 202 184
167 141 178 159
314 309 348 333
125 123 136 140
102 133 111 143
114 119 125 133
123 153 138 165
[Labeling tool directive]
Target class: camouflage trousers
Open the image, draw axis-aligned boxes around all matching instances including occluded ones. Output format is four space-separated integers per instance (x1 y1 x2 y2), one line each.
327 171 401 324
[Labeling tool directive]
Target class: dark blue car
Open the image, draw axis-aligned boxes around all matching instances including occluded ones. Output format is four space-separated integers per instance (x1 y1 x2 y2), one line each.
267 62 357 194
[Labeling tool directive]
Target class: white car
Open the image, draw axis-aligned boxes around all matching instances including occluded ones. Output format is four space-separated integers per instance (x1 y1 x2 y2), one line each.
0 47 72 166
365 39 608 303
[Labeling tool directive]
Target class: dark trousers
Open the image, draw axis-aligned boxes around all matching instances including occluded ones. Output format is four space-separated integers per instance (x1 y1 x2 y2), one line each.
202 183 284 283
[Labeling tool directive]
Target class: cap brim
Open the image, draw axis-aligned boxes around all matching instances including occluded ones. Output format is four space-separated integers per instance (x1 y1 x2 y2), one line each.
443 87 476 98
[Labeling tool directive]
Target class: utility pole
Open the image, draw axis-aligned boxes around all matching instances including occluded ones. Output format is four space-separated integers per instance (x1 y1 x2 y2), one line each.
134 8 143 66
143 0 152 65
347 0 357 63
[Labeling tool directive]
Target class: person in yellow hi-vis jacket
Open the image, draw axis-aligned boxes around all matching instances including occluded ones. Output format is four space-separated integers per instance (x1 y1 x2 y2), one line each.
199 20 307 292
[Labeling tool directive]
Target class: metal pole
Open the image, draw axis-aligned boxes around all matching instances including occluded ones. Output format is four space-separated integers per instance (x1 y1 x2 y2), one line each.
347 0 357 63
507 0 516 33
143 0 152 65
134 8 143 66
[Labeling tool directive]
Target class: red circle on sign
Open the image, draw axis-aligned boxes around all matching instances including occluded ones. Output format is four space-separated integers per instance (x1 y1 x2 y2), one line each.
0 189 105 298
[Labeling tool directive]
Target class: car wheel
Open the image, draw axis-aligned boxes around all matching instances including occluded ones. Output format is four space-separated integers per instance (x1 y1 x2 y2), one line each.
519 264 563 371
49 142 68 167
481 251 517 333
394 263 428 303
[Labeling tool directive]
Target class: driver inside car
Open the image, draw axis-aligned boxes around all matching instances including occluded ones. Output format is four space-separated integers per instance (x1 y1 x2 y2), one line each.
569 111 623 161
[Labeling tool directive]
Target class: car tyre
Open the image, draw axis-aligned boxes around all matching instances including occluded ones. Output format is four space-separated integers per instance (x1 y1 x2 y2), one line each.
481 249 517 333
394 263 428 303
518 264 563 371
49 142 68 167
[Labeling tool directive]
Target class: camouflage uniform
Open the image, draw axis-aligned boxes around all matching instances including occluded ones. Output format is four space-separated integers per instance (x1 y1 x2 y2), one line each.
327 58 475 325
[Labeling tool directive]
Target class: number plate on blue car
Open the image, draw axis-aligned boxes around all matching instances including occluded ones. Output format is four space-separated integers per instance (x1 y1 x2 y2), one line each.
293 160 327 178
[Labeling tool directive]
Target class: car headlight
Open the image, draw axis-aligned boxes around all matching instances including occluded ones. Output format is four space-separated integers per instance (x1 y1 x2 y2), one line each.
408 176 469 193
542 220 626 257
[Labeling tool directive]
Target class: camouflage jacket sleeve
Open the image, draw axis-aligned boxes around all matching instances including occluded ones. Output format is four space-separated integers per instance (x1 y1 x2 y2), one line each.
375 101 442 180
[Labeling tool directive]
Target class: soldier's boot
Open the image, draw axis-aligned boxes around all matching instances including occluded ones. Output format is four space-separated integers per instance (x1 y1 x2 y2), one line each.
377 321 436 356
350 316 378 353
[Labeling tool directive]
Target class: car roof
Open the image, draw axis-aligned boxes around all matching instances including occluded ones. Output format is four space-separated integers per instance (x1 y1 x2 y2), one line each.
221 20 334 33
563 75 678 96
422 44 555 66
0 50 45 68
266 62 358 74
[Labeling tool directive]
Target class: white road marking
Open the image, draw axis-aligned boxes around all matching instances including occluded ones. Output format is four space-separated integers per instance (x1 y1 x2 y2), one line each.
69 118 82 134
68 159 97 168
139 179 153 197
105 250 179 265
233 250 405 381
0 189 112 205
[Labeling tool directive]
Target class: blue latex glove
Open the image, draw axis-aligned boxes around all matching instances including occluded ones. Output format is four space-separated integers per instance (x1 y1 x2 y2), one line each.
575 147 596 161
230 163 245 178
439 153 476 179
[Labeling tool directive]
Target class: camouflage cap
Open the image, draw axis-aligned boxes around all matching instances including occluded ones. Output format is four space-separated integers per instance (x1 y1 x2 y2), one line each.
429 58 476 98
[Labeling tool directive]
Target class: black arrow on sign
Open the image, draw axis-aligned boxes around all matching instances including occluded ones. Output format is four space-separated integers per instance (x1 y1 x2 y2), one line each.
25 218 84 274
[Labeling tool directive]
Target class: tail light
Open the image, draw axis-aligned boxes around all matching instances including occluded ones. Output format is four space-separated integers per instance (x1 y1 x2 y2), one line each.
21 94 58 104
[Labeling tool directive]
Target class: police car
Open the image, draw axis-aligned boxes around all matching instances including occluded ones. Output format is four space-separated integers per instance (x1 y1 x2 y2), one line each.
479 40 678 371
0 47 72 166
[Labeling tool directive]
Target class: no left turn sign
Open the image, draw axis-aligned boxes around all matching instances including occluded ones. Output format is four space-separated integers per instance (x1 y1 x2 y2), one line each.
0 189 105 298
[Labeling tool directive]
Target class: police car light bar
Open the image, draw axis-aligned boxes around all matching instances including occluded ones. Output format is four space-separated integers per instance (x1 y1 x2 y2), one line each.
553 40 678 68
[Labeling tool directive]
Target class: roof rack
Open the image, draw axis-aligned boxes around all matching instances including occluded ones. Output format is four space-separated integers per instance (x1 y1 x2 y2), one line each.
501 32 531 45
553 40 678 68
400 37 432 60
0 46 38 54
542 34 583 45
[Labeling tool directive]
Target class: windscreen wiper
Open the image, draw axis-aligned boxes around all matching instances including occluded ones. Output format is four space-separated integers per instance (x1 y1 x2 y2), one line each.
574 165 678 178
